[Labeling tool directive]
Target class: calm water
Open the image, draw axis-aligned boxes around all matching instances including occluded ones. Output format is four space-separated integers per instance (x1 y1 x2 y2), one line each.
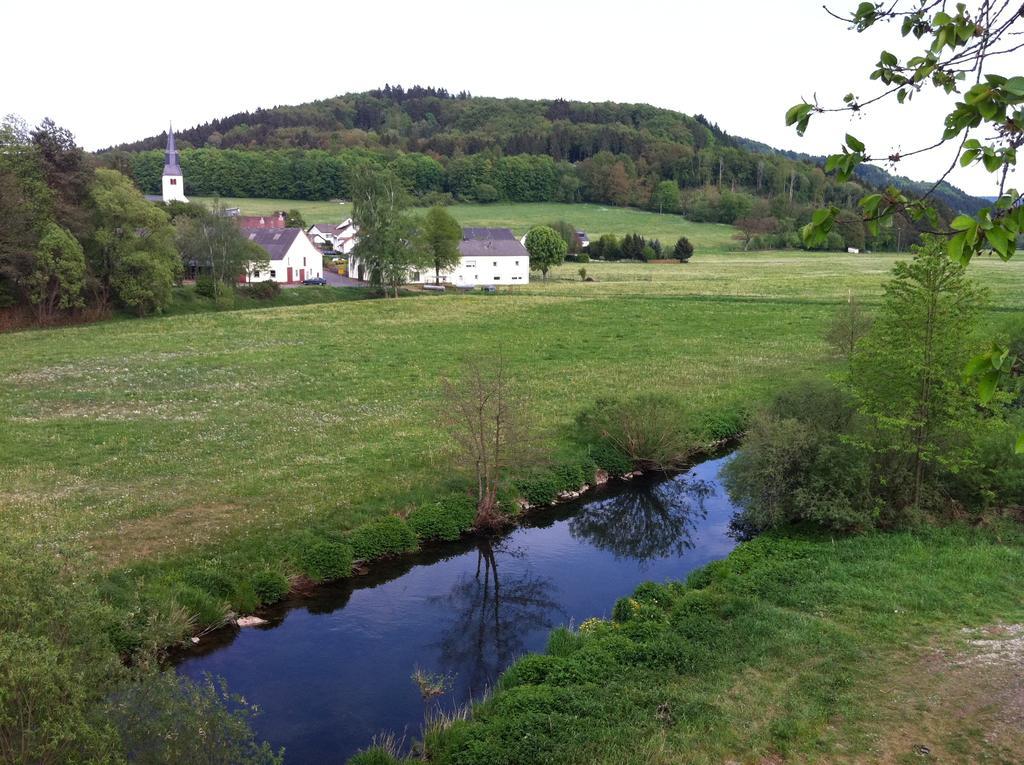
176 454 740 763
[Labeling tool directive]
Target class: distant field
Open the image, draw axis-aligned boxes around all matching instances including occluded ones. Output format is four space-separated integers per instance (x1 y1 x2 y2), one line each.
192 198 740 254
2 254 1022 569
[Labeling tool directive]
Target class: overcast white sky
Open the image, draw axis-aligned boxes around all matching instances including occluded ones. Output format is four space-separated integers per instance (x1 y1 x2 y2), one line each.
5 0 1019 195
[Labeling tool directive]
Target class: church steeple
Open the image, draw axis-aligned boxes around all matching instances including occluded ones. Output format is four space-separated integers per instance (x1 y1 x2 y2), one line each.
163 124 181 176
161 123 187 203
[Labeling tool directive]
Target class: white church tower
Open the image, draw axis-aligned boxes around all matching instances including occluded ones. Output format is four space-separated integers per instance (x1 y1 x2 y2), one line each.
161 125 188 203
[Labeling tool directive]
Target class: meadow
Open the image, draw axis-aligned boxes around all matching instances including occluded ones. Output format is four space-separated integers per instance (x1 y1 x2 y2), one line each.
2 253 1023 569
193 198 740 253
4 249 1024 764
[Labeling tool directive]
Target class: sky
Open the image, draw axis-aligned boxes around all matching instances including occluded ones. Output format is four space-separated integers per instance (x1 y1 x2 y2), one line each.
5 0 1020 196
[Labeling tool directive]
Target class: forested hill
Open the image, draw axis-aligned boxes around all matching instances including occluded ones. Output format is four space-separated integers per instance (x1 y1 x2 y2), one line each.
102 86 982 250
734 136 987 215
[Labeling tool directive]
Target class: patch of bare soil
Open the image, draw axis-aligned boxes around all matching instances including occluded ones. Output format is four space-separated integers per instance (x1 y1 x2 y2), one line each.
863 624 1024 764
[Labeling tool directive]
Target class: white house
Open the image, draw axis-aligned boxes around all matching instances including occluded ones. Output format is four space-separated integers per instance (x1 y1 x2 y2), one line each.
347 227 530 286
241 228 324 284
308 219 359 255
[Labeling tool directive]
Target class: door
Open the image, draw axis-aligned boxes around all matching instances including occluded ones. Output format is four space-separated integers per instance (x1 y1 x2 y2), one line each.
286 267 293 283
299 269 305 282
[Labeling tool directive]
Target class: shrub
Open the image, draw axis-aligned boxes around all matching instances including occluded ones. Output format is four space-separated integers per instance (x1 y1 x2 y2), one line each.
515 472 561 506
349 748 401 765
722 380 878 532
194 276 232 299
344 516 418 562
171 584 231 627
250 570 290 605
239 281 281 300
294 534 354 582
586 441 633 475
700 409 746 442
407 495 476 542
575 393 700 470
673 237 694 261
550 458 595 492
181 566 235 599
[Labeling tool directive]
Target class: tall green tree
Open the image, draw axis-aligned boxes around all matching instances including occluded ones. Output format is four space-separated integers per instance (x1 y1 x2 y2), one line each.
650 180 680 214
29 118 94 241
524 225 567 280
673 237 694 262
23 223 86 323
85 169 180 313
851 238 985 508
175 203 268 284
350 165 424 296
0 117 53 307
417 205 462 285
789 2 1024 416
284 209 306 228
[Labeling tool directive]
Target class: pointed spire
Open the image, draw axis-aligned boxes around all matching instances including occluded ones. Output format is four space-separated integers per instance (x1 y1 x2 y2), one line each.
163 123 181 176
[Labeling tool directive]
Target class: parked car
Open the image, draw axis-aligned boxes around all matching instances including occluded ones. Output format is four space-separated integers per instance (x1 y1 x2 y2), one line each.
302 276 327 286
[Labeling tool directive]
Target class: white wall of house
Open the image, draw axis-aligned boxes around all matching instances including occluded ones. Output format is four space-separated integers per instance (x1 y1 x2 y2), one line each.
247 234 324 283
347 253 530 286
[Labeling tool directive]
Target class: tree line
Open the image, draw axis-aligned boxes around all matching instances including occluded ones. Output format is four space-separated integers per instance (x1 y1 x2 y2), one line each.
0 117 269 327
110 144 944 254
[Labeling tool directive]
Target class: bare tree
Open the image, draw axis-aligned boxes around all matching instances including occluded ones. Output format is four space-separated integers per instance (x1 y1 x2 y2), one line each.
441 359 534 528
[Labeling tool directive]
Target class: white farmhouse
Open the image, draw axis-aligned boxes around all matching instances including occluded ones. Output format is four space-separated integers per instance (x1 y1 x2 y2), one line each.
308 219 359 255
347 227 529 286
240 228 324 284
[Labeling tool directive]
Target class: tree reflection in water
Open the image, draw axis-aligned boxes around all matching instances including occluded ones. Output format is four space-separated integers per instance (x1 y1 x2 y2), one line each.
570 475 714 563
427 539 564 697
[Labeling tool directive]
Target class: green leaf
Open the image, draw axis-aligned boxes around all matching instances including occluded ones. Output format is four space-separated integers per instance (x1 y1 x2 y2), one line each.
845 134 865 153
947 231 969 264
1016 432 1024 455
950 215 975 231
785 103 812 127
978 368 999 404
963 352 993 379
1004 77 1024 97
986 226 1010 259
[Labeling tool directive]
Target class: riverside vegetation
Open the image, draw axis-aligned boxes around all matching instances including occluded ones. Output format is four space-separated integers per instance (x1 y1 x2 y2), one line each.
350 242 1024 764
2 245 1024 762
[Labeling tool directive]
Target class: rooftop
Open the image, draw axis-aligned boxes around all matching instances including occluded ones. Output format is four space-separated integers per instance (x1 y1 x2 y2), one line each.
242 227 302 261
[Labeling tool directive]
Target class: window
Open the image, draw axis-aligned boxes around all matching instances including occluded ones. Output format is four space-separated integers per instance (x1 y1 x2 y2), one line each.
270 270 277 278
493 261 497 266
303 257 307 266
464 259 476 268
494 276 501 280
515 260 519 266
272 233 282 241
169 178 177 185
253 271 261 278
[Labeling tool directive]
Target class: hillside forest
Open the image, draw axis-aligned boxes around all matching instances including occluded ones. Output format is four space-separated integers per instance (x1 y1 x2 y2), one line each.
104 86 981 253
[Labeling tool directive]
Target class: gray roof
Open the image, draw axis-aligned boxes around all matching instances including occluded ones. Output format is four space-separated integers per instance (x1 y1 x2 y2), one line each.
459 236 529 259
462 227 516 241
242 227 302 261
309 223 340 233
163 124 182 176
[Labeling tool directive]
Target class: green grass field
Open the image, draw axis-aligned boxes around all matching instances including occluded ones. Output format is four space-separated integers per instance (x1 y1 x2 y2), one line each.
4 248 1024 763
193 198 740 254
2 253 1022 567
